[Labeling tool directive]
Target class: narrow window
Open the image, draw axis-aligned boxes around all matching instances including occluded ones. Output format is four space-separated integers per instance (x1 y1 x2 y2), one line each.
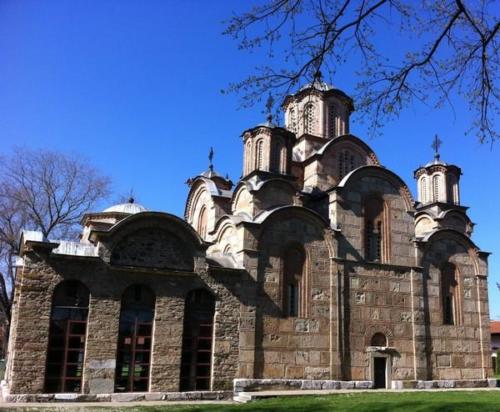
197 205 208 238
45 281 90 393
441 263 461 325
421 176 428 203
115 285 155 392
339 150 355 179
432 174 440 202
245 141 252 175
328 104 337 138
447 174 458 204
280 145 287 174
272 142 280 173
256 140 264 170
180 289 216 391
364 197 386 262
304 103 315 135
289 108 297 133
283 247 306 317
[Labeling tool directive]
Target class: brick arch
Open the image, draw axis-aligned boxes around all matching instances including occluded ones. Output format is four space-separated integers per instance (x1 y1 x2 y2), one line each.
99 212 207 272
364 325 394 347
421 228 482 277
338 165 414 212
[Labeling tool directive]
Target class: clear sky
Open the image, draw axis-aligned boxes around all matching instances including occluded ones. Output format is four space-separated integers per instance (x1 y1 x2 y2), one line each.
1 1 499 317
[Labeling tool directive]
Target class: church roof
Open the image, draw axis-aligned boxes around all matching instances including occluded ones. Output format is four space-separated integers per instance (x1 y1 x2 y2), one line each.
200 168 223 179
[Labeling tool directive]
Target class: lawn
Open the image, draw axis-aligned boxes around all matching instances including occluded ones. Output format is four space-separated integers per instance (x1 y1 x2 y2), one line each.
3 391 500 412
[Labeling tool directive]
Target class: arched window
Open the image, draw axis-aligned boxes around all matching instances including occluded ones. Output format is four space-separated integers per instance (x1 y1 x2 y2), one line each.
280 145 287 174
115 285 155 393
45 280 90 393
197 205 208 238
371 332 387 347
256 140 264 170
288 108 297 133
180 289 216 391
272 142 281 173
304 103 315 135
447 174 458 204
339 150 356 179
283 246 306 317
328 104 337 138
245 141 252 175
420 176 428 203
441 263 462 325
364 197 387 262
432 174 440 202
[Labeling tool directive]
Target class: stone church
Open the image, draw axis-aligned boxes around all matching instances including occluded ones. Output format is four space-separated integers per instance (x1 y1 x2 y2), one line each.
3 80 493 401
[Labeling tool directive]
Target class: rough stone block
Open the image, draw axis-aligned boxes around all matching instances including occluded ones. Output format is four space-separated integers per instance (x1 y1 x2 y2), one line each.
89 378 115 394
340 381 355 389
111 393 146 402
354 381 372 389
301 380 324 390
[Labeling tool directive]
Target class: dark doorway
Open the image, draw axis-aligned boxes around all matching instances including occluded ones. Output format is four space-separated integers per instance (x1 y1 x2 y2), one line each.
115 285 155 393
373 357 387 389
180 289 215 391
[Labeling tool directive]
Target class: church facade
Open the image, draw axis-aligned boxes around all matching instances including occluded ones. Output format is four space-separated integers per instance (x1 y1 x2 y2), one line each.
4 81 493 399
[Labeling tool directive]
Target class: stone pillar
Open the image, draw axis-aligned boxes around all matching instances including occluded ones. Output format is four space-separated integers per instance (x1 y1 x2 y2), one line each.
8 252 53 394
212 289 240 390
83 296 121 394
149 294 185 392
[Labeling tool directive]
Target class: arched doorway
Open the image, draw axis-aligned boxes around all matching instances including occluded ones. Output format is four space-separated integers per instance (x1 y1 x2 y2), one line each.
114 285 155 392
180 289 215 391
45 280 90 393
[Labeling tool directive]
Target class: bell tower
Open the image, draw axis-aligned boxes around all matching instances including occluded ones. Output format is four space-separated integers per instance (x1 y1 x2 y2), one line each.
282 74 354 140
241 116 295 179
282 74 354 161
414 136 472 237
414 136 461 206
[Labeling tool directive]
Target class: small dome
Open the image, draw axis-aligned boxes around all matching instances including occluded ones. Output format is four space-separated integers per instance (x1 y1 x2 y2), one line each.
299 79 333 92
103 199 146 214
425 158 448 167
201 169 223 179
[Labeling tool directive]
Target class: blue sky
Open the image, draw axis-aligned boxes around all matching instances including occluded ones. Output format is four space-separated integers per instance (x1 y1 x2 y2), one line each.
1 1 499 317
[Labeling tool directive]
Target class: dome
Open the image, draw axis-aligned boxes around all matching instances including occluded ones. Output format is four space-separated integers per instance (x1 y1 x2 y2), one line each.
299 79 333 92
103 199 146 214
425 157 448 167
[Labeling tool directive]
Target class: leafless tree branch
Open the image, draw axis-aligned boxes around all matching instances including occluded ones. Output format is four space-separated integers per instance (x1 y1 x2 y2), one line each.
224 0 499 143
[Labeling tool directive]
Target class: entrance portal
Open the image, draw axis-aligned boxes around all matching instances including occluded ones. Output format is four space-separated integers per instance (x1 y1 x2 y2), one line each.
373 357 386 389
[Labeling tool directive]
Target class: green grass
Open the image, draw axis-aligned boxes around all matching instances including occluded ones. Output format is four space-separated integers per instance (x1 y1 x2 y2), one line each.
3 391 500 412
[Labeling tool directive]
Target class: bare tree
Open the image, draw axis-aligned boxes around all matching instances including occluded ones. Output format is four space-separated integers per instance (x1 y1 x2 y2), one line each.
224 0 499 143
0 148 111 324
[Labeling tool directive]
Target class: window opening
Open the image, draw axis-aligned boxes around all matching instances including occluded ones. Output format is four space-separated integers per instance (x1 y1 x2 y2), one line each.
45 281 89 393
115 285 155 393
180 289 216 391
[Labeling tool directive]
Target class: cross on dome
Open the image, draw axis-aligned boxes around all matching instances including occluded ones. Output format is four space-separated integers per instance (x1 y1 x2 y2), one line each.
432 134 442 160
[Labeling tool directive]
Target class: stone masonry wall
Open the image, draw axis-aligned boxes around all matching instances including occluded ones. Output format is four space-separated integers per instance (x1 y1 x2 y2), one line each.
8 242 241 395
419 235 492 380
250 211 337 380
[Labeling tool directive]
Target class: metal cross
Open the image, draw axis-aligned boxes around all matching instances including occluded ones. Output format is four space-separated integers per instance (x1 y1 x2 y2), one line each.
265 94 274 122
208 147 214 171
431 134 442 159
